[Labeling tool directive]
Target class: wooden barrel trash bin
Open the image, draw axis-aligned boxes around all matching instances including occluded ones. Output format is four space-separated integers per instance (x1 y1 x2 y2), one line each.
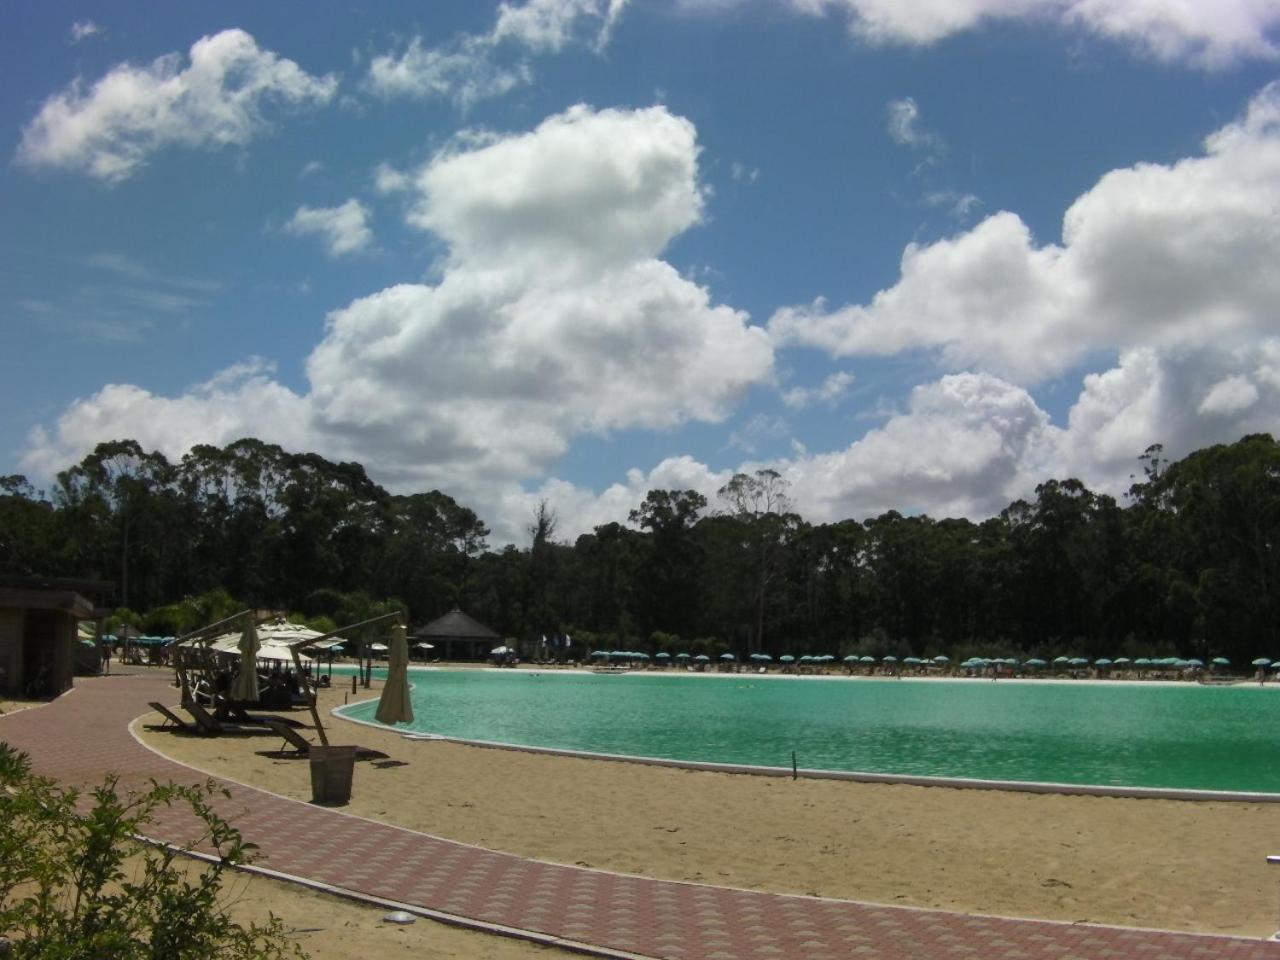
309 745 357 805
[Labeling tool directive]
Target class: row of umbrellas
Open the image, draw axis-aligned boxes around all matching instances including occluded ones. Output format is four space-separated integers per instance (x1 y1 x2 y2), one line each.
962 656 1239 669
587 650 1249 670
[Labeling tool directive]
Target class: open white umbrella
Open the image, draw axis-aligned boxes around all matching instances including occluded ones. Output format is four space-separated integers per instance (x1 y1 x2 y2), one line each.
232 620 260 702
375 624 414 725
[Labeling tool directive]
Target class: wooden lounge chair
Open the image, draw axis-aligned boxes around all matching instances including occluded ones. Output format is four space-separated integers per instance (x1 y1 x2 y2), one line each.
181 700 271 736
148 701 192 732
215 695 308 729
262 719 388 761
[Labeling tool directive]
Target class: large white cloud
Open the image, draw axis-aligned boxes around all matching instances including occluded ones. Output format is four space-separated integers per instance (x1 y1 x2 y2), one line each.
306 105 772 488
17 29 337 183
771 82 1280 385
786 0 1280 66
526 338 1280 542
24 104 774 530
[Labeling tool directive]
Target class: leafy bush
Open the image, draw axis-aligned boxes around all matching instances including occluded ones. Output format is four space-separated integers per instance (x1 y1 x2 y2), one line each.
0 743 306 959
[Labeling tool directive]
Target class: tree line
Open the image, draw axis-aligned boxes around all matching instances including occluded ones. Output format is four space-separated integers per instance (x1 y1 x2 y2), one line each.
2 434 1277 664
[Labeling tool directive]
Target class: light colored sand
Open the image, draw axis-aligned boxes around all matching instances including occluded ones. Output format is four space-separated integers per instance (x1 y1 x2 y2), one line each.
134 671 1280 959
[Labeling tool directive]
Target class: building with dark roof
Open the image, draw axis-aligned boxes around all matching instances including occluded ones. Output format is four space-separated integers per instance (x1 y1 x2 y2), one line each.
411 608 501 662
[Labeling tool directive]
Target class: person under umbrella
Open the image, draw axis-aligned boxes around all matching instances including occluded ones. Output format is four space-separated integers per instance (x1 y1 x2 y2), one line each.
375 624 414 725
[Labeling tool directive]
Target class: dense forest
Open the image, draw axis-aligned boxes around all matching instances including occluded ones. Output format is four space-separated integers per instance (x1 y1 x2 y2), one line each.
2 434 1278 664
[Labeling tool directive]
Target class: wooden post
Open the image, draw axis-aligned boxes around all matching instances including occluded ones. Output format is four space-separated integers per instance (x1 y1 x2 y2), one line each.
281 611 405 748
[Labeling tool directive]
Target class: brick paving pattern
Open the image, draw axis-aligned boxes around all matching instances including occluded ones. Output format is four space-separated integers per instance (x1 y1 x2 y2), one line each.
4 671 1279 960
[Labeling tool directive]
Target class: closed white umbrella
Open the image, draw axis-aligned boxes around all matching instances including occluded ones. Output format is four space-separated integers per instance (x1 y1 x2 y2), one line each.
232 620 260 702
375 624 414 725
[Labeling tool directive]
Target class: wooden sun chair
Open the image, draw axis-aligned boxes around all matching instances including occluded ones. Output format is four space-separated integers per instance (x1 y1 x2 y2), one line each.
262 718 388 761
215 695 307 729
181 700 271 736
148 701 193 732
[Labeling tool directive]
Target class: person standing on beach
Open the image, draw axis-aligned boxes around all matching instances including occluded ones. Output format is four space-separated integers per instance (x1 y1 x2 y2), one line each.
101 641 111 676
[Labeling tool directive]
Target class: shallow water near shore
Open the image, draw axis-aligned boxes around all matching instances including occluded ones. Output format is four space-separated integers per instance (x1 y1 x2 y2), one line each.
336 668 1280 792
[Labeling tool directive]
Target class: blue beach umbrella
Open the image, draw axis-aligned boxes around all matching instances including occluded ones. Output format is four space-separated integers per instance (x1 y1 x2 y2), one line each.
933 655 949 663
882 655 898 663
843 655 858 663
656 652 670 659
779 655 795 663
1095 658 1112 668
720 652 737 661
1211 657 1230 666
1114 657 1131 665
694 654 710 662
1025 658 1047 667
1252 658 1271 667
860 656 875 663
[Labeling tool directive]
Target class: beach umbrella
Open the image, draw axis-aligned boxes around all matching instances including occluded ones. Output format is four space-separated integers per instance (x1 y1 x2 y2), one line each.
676 652 691 660
860 656 875 663
1053 656 1071 665
231 620 260 702
779 655 795 663
1185 658 1204 667
1095 658 1112 667
933 655 949 663
720 652 736 661
656 652 671 659
1025 658 1047 667
1211 657 1230 666
843 655 858 662
882 655 898 662
694 654 710 662
371 642 390 653
1135 658 1152 666
1253 658 1272 667
375 624 414 725
799 655 813 663
1114 657 1131 665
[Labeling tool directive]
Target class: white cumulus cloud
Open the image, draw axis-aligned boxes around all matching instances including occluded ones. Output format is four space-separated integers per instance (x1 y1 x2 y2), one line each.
771 82 1280 385
366 0 629 105
787 0 1280 67
24 104 774 533
284 199 374 257
17 29 337 183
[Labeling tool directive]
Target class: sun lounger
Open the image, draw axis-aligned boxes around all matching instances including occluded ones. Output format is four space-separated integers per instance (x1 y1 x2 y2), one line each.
262 718 388 760
148 701 192 731
181 700 271 736
215 695 308 728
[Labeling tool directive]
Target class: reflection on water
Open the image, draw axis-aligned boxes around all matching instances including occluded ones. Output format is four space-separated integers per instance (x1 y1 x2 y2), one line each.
339 671 1280 792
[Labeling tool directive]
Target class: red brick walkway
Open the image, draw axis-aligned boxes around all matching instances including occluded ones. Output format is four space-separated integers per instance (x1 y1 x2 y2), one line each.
4 671 1279 960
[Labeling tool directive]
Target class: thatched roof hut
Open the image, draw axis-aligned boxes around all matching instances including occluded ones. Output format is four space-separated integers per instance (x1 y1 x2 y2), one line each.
411 608 500 662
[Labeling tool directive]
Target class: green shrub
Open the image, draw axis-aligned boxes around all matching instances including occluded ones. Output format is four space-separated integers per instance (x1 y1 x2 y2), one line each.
0 743 306 959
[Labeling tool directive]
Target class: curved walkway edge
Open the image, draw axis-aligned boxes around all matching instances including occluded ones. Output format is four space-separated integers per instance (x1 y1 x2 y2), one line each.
4 671 1280 960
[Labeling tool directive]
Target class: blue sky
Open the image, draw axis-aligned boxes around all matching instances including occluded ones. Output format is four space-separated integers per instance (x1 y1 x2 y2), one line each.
4 1 1280 543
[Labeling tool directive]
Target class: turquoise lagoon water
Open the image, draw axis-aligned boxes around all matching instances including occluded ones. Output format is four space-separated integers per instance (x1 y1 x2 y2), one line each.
334 669 1280 793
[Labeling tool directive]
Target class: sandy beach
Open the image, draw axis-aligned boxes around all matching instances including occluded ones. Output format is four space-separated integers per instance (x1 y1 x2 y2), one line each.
122 664 1280 958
